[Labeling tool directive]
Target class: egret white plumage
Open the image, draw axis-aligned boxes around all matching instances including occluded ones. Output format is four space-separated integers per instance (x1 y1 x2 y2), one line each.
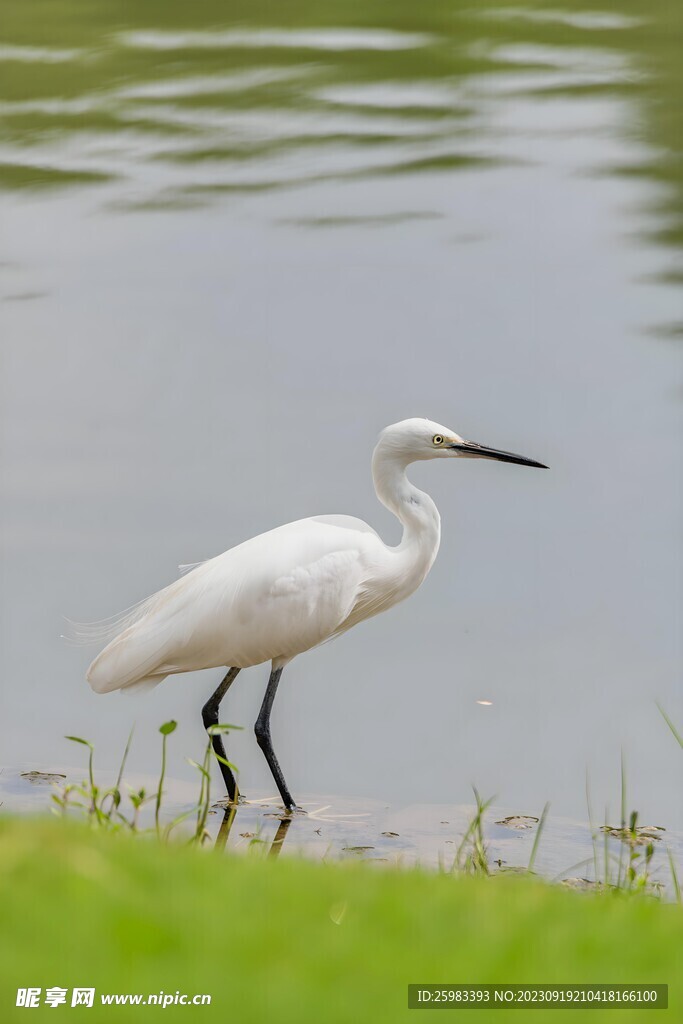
86 418 546 810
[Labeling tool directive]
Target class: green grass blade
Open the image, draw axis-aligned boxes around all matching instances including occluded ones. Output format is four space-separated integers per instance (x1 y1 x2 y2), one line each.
666 847 681 904
656 702 683 749
527 802 550 873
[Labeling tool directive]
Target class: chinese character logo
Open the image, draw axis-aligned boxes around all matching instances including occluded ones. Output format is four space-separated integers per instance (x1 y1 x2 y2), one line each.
16 988 41 1008
71 988 95 1008
45 988 68 1008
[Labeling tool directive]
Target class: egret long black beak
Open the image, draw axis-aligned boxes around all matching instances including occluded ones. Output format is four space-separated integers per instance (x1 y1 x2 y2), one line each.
448 440 547 469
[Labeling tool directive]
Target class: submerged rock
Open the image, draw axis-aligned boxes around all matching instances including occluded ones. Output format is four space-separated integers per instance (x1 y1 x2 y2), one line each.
600 824 665 845
495 815 539 829
20 771 66 786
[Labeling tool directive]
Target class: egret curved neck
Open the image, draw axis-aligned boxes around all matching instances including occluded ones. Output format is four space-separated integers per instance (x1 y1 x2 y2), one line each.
371 445 441 577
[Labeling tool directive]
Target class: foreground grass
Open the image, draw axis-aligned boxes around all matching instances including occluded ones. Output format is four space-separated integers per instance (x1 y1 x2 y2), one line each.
0 820 680 1022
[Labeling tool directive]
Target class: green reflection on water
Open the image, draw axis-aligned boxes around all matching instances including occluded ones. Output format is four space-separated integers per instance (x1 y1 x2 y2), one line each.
1 0 681 259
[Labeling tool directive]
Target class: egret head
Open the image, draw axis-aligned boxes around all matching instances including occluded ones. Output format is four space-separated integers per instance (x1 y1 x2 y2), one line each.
378 418 547 468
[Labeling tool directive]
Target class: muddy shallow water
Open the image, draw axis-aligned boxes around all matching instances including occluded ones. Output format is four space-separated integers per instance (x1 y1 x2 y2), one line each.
4 764 681 897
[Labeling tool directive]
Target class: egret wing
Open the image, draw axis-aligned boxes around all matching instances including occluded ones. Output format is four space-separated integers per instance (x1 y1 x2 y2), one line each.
86 516 380 693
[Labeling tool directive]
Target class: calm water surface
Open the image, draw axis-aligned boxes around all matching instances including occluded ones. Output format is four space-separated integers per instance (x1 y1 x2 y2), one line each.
1 2 681 837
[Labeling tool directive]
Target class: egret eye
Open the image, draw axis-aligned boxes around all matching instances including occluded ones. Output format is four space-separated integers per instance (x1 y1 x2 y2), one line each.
432 435 444 446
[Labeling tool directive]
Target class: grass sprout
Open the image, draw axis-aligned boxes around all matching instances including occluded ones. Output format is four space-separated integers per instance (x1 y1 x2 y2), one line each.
53 721 241 845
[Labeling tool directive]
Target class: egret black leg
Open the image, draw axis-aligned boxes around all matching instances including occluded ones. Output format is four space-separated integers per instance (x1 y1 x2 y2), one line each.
202 667 241 803
255 667 298 811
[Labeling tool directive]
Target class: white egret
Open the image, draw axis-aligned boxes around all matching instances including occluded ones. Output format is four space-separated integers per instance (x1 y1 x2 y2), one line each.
86 418 546 810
